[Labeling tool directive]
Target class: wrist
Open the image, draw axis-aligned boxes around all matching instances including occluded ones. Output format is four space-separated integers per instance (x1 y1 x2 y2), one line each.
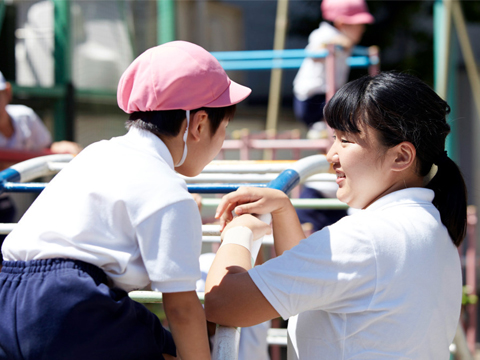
271 196 292 216
220 226 254 253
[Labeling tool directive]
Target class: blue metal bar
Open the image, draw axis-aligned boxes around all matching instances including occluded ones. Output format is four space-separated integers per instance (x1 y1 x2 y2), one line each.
0 169 21 196
220 59 305 70
211 49 328 61
212 46 371 60
0 156 325 198
267 169 300 193
0 169 21 184
187 183 267 194
219 56 372 71
3 182 47 193
0 182 270 195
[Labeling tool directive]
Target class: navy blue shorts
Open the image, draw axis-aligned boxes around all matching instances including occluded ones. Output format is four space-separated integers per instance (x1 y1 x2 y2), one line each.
0 258 176 360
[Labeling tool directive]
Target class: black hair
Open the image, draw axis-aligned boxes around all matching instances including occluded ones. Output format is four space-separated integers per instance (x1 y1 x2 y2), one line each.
324 71 467 247
126 105 236 137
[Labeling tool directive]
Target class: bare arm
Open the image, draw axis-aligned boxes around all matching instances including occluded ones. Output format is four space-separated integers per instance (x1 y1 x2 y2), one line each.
162 291 211 360
205 225 279 327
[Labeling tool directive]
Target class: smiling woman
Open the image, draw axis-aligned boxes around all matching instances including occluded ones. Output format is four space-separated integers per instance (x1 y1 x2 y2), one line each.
326 123 422 209
205 71 467 360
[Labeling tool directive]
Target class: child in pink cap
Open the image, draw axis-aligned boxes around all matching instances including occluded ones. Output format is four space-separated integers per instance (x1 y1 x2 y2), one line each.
293 0 374 138
0 41 250 360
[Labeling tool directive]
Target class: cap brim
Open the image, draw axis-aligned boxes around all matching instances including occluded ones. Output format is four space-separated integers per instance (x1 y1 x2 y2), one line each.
202 80 252 108
339 12 375 25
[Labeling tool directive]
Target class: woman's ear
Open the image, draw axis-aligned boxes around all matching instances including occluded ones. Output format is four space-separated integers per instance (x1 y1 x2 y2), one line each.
189 110 208 142
391 141 416 172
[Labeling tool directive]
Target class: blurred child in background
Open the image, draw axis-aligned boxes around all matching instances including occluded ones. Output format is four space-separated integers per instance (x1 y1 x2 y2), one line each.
293 0 374 232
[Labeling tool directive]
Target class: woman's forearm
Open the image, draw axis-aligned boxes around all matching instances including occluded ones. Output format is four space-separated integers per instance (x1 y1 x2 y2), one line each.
271 202 306 255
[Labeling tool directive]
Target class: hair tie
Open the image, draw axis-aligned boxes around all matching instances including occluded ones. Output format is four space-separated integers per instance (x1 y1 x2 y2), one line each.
434 150 449 166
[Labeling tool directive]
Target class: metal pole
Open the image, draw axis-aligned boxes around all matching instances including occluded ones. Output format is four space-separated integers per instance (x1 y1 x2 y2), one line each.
433 0 452 100
452 1 480 119
433 0 458 160
53 0 74 141
265 0 289 134
0 0 5 35
157 0 176 44
325 44 336 101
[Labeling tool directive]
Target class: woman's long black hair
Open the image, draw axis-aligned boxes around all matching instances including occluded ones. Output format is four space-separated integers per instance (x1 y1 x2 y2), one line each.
324 71 467 247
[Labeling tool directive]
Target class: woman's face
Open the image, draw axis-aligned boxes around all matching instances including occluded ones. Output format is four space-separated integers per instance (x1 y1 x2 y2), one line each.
326 125 399 209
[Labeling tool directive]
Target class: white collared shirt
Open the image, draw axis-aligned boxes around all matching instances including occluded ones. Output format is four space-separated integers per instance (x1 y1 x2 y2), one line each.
250 188 462 359
3 127 202 292
2 105 52 150
293 22 351 100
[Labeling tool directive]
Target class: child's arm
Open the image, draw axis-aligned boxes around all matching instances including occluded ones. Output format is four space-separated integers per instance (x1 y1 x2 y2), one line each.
215 187 305 255
163 291 211 360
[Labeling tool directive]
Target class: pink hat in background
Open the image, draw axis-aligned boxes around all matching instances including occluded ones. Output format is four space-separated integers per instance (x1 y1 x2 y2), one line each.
117 41 252 113
321 0 374 25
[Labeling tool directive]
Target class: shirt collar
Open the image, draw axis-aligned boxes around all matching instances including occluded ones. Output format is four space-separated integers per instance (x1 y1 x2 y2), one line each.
365 188 435 212
125 126 175 170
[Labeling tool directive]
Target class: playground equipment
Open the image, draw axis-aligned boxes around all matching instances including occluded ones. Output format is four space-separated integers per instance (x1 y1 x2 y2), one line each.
212 45 379 133
0 153 476 359
0 153 330 359
219 129 331 161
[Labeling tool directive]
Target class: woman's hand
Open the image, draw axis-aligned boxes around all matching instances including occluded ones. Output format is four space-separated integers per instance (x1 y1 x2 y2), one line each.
215 187 290 230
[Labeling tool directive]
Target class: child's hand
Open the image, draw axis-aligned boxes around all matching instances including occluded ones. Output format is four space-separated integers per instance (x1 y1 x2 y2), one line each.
221 214 272 242
50 141 83 155
215 187 290 231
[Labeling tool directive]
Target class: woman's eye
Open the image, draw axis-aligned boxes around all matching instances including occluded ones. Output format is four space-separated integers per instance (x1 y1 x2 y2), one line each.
341 139 350 143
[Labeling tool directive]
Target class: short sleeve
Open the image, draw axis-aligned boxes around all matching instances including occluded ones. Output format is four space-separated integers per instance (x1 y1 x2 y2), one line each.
136 199 202 293
26 110 52 149
249 217 377 320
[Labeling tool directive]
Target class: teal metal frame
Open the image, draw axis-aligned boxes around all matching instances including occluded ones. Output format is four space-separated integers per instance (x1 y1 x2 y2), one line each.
0 0 5 34
433 0 458 161
157 0 175 44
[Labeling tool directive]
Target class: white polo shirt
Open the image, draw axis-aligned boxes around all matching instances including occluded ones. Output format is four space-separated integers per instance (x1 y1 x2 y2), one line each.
3 104 52 150
249 188 462 359
293 22 350 101
2 127 202 293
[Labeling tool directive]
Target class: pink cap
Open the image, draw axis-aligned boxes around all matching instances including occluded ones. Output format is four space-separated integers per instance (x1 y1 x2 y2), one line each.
321 0 374 25
117 41 252 113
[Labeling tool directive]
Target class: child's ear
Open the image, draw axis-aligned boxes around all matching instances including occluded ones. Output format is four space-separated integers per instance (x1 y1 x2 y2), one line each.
391 141 416 172
190 110 208 141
